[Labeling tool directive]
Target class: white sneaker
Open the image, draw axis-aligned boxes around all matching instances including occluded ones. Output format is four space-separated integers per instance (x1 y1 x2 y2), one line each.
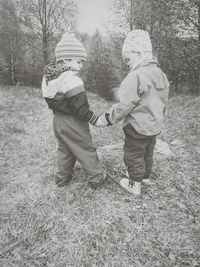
120 178 141 195
126 171 151 184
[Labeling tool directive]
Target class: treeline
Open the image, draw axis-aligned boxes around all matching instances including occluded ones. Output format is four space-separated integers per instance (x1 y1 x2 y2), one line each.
0 0 77 87
0 0 199 98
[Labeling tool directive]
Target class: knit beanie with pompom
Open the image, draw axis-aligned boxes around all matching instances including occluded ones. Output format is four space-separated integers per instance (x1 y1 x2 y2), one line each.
55 32 87 62
122 30 152 59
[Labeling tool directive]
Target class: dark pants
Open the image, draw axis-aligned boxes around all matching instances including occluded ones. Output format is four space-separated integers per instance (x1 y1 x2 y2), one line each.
53 112 104 186
123 124 156 182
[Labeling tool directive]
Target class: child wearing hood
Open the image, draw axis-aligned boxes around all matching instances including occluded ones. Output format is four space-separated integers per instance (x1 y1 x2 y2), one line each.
42 33 106 189
96 30 170 195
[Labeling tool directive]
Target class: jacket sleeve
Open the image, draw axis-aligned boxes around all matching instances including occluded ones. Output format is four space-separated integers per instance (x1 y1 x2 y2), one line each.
68 91 99 125
106 73 140 125
45 74 99 125
63 75 99 124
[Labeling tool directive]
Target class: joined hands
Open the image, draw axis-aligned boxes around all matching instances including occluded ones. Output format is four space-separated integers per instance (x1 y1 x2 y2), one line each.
94 114 108 127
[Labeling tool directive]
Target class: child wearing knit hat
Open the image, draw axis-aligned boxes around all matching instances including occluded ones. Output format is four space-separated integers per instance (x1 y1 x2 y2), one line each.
96 30 170 195
42 33 106 189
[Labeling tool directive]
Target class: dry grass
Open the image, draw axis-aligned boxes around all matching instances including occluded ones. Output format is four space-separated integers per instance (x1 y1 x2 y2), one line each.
0 86 200 267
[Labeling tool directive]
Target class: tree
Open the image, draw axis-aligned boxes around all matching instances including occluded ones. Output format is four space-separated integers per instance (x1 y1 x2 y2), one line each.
82 31 119 100
108 0 200 94
19 0 78 66
0 0 77 86
171 0 200 93
0 0 24 84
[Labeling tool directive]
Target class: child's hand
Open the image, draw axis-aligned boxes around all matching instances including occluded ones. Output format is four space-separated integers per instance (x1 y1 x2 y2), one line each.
94 117 106 127
100 113 112 126
94 114 112 127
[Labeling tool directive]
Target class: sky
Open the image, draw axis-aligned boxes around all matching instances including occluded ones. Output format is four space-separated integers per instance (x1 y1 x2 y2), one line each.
78 0 111 34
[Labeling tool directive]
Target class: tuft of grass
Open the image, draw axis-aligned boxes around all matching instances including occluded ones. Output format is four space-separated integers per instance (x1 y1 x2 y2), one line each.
0 86 200 267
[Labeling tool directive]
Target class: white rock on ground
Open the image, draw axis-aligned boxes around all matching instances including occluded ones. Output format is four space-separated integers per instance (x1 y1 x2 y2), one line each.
155 139 175 158
75 139 175 170
98 139 175 159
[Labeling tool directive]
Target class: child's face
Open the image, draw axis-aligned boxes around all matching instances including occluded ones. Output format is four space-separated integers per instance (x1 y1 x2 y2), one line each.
123 52 141 68
71 59 83 70
63 59 83 71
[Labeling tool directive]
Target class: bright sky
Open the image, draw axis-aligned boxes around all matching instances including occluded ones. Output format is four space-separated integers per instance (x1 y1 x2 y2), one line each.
78 0 111 34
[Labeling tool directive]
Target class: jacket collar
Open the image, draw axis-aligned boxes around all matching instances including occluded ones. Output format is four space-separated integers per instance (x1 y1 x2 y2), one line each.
131 57 158 71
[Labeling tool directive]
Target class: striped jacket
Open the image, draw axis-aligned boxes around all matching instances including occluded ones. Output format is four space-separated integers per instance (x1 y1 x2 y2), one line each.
42 71 98 125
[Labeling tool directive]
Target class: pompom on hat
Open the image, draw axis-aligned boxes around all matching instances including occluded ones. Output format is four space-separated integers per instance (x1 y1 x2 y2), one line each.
122 30 152 58
55 32 87 62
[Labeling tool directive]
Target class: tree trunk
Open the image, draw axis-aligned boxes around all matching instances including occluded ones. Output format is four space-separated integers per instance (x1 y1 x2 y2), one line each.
197 2 200 93
9 35 15 84
129 0 133 30
42 0 48 66
198 2 200 42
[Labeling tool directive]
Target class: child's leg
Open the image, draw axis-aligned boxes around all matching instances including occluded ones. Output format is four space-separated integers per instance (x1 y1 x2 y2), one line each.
123 124 148 183
143 137 156 180
121 137 146 195
69 126 105 189
56 139 76 184
123 135 147 183
54 113 105 189
53 119 76 186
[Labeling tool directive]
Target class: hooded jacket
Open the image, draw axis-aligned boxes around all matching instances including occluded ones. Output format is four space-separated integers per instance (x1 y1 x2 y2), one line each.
106 59 170 136
41 70 98 125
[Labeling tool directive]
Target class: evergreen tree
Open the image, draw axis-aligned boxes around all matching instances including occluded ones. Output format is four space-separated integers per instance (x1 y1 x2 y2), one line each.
82 31 118 100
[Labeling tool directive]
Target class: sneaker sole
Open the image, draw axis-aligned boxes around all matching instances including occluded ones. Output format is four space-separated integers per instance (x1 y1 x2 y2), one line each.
120 178 141 195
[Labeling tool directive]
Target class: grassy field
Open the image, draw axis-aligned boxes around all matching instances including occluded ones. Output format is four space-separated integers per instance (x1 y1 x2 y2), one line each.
0 85 200 267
